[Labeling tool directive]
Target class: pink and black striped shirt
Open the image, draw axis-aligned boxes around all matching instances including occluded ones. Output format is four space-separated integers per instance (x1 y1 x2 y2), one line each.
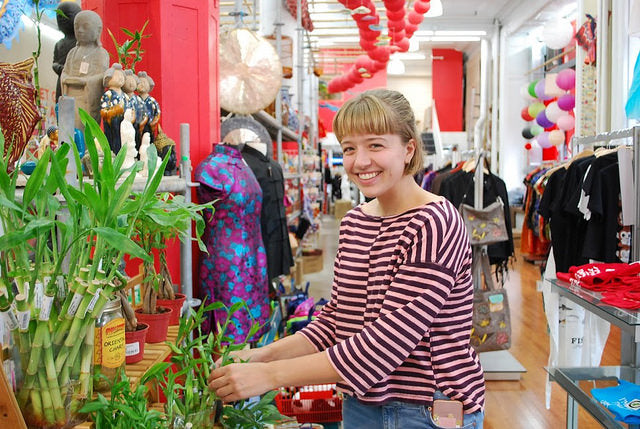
298 199 485 413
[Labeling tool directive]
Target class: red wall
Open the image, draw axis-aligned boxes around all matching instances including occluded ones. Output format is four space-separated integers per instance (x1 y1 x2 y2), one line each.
431 49 463 131
82 0 219 289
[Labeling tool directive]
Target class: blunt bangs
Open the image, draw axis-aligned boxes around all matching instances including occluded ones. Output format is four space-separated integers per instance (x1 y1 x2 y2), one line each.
333 95 398 142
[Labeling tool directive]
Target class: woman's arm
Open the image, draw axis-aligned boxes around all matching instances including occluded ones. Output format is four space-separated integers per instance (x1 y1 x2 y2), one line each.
209 350 341 402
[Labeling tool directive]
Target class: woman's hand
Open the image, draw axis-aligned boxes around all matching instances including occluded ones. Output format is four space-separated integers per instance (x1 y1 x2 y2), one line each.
208 362 275 402
215 347 269 367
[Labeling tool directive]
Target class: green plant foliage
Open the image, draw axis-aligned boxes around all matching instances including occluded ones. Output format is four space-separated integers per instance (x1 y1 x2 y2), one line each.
107 20 150 72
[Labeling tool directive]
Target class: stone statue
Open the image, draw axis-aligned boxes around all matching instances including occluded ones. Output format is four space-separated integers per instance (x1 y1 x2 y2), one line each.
122 69 146 152
100 63 126 153
136 71 160 144
138 131 153 176
52 2 81 103
61 10 109 129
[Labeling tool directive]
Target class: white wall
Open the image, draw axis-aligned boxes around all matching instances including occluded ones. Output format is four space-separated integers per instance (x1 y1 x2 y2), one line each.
386 76 432 132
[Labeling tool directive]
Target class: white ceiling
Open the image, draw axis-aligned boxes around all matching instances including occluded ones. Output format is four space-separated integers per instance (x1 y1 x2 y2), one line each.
219 0 577 78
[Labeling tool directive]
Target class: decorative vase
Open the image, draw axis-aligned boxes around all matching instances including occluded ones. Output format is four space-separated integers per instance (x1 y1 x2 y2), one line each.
124 322 149 364
156 293 186 325
135 307 173 343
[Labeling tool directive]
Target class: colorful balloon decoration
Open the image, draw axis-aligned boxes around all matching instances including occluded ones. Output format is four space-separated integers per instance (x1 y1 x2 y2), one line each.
528 80 539 98
557 114 575 131
537 132 552 149
530 124 544 136
536 110 555 129
521 84 536 101
549 129 565 146
522 128 534 139
557 93 575 111
544 101 563 122
521 106 534 121
556 68 576 91
524 142 532 151
528 102 545 118
535 79 553 100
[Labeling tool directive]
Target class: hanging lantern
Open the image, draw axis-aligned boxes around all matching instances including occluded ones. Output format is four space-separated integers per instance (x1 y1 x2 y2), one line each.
408 10 425 26
384 0 405 12
413 0 431 14
388 19 405 31
542 18 574 50
557 93 575 111
391 29 406 42
395 38 410 52
521 106 534 121
557 114 575 130
556 68 576 90
360 29 381 41
405 23 419 37
369 46 390 63
386 8 406 21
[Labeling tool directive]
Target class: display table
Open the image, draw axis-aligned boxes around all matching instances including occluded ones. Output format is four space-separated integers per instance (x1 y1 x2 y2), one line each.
548 279 640 428
73 325 179 429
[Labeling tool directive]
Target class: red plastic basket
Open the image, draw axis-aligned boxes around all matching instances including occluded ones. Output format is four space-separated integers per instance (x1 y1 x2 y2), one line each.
275 384 343 423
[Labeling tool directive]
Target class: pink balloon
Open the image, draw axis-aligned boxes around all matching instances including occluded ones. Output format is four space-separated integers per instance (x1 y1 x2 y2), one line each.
549 130 565 146
535 80 553 100
557 93 575 111
557 115 575 131
537 132 552 149
408 10 425 25
556 68 576 91
414 0 430 14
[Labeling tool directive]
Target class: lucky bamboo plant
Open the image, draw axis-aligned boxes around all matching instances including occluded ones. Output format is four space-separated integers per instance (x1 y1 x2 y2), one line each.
143 301 283 429
0 109 170 428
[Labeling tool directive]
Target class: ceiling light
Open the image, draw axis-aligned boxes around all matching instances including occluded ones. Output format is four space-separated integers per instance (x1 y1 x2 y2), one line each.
387 58 405 75
414 30 435 37
434 30 487 36
425 0 443 17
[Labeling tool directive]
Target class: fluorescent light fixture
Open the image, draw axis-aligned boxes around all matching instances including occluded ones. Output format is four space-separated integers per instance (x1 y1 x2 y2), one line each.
394 52 426 60
425 0 443 17
434 30 487 36
310 28 360 36
414 30 435 36
315 36 361 46
387 58 405 75
409 38 420 52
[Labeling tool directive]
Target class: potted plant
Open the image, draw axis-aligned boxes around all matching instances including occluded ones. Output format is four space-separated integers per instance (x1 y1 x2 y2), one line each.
79 367 165 428
0 110 171 427
132 191 209 341
144 300 284 429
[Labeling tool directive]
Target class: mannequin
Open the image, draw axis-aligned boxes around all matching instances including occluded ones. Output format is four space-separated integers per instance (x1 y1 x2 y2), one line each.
100 63 126 153
61 10 109 129
195 141 270 341
52 2 81 102
242 138 293 281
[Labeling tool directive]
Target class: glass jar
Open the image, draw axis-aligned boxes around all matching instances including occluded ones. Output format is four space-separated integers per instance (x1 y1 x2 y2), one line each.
93 297 126 391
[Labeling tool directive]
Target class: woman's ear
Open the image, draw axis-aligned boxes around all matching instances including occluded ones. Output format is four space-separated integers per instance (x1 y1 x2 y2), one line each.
405 139 416 164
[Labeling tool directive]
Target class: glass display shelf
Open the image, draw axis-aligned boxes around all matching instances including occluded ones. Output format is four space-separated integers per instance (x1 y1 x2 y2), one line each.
549 279 640 333
546 366 640 429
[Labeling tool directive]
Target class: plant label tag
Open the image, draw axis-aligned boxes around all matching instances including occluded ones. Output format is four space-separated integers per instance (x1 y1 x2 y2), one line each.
34 281 44 310
79 61 89 74
87 288 102 313
3 310 18 331
39 295 54 321
68 292 83 317
125 341 140 356
17 310 30 331
57 276 67 301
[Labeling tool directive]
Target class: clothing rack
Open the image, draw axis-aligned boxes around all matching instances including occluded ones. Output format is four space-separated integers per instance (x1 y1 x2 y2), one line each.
570 125 640 260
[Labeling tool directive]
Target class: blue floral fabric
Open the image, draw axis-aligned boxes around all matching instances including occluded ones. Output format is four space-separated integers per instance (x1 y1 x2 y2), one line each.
195 144 270 342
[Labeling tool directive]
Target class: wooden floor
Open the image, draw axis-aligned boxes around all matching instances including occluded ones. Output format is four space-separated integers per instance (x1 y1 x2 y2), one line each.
305 216 623 429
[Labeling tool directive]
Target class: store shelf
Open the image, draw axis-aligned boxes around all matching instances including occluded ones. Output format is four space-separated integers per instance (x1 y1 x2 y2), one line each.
252 110 299 142
546 366 638 429
284 173 301 180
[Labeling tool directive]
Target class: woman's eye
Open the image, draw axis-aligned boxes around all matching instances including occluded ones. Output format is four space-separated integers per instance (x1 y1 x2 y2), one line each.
342 147 354 154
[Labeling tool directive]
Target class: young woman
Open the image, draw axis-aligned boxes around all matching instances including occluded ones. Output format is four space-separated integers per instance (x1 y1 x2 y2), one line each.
208 89 485 428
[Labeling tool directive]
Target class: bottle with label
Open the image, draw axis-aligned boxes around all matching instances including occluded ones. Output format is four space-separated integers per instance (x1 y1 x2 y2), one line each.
93 297 126 391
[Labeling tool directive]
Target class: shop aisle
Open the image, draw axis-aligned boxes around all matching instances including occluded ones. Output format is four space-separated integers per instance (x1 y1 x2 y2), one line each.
301 214 622 429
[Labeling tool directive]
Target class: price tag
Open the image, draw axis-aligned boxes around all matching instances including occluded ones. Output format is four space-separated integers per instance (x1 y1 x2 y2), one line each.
67 292 83 317
87 288 102 313
4 310 18 331
125 341 140 356
39 296 54 321
17 310 30 331
79 62 89 74
34 281 43 310
57 276 67 301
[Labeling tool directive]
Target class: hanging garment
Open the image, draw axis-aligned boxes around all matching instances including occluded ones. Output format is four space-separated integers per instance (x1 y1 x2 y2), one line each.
242 144 294 280
195 144 270 342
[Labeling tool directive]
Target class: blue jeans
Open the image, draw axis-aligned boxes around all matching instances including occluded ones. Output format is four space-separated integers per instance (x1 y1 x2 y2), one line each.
342 393 484 429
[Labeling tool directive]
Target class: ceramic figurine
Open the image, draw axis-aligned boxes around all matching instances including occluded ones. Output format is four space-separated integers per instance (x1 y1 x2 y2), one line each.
136 71 160 144
61 10 109 129
122 69 146 152
120 108 137 169
52 2 81 102
100 63 126 153
138 131 153 176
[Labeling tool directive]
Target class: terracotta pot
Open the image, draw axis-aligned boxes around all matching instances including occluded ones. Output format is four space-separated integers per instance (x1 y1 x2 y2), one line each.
157 293 186 325
135 306 173 343
125 322 149 364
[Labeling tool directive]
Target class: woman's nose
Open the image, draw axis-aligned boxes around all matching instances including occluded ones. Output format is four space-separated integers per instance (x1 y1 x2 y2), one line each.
353 150 371 167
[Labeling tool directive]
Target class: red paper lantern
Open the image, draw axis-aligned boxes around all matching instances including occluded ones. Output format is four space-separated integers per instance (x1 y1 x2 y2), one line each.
387 19 405 31
344 0 365 9
368 46 390 62
394 38 410 52
360 29 381 41
355 55 371 71
391 29 406 42
384 0 405 12
413 0 431 14
386 8 406 21
405 23 419 35
360 38 377 51
407 10 425 26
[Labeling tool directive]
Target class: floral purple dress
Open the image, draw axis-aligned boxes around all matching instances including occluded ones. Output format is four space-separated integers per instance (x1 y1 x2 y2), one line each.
195 144 270 342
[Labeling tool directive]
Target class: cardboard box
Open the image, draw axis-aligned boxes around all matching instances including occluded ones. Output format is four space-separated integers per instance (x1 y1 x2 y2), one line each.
302 253 323 275
334 199 353 220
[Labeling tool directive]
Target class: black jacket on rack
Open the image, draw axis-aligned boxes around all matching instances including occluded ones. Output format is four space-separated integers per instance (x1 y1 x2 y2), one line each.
437 170 514 268
242 145 294 280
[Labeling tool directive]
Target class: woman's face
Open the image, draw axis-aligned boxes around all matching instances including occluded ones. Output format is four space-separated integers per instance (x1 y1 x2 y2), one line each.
123 75 137 93
340 133 415 199
109 70 125 88
137 78 150 94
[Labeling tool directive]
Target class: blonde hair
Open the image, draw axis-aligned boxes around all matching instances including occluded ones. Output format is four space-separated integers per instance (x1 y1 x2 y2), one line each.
333 89 424 175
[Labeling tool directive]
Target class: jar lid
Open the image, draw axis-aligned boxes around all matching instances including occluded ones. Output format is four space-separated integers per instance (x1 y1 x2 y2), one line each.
103 297 121 311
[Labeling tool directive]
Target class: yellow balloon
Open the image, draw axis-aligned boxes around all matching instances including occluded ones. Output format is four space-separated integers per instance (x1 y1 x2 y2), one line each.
549 129 565 146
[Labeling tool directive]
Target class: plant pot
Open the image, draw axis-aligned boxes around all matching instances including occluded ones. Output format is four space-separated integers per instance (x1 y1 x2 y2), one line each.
125 322 149 364
157 293 186 325
135 307 173 343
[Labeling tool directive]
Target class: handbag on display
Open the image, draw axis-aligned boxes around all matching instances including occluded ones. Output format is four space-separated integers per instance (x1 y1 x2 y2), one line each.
459 197 509 246
470 249 512 353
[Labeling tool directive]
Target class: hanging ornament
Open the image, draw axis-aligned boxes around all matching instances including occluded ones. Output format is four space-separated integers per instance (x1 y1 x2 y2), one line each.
542 18 574 50
413 0 431 15
408 10 425 26
384 0 405 12
394 38 410 52
386 8 406 21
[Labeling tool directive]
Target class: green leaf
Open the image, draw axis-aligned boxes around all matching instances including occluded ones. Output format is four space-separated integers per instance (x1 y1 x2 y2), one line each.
140 361 172 385
93 226 152 262
0 230 30 251
22 149 51 208
121 28 135 38
105 169 136 225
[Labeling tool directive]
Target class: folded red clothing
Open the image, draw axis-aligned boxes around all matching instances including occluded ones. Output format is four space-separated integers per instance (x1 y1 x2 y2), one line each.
601 291 640 310
568 262 640 286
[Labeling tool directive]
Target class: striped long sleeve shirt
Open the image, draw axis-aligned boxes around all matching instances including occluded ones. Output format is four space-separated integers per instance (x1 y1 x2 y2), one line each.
298 200 485 413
